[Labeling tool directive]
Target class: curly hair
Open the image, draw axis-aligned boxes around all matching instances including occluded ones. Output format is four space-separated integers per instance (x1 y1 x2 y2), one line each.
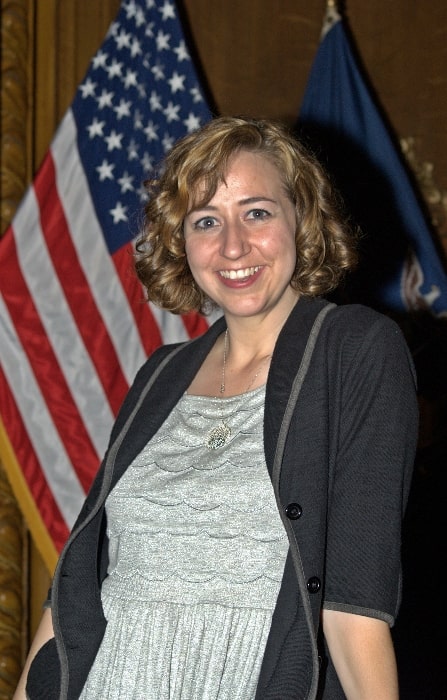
135 116 358 314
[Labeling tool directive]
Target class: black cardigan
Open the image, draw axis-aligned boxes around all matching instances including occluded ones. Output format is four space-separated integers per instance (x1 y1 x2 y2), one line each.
27 297 418 700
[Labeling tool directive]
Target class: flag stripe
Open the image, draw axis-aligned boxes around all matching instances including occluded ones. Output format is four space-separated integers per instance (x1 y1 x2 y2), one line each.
149 302 190 344
10 187 114 459
111 243 164 357
35 152 130 417
0 293 86 529
0 410 60 569
51 111 148 385
181 311 212 339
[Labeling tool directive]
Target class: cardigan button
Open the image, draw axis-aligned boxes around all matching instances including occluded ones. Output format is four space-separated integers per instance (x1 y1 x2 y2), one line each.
285 502 302 520
307 576 321 594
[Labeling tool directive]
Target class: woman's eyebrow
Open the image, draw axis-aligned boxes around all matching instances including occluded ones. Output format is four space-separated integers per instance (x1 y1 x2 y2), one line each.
187 196 277 215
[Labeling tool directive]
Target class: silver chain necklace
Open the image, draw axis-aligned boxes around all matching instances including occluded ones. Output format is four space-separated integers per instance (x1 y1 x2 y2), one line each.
205 329 272 450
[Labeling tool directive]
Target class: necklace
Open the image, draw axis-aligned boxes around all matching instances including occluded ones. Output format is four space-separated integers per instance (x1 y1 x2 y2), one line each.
206 329 272 450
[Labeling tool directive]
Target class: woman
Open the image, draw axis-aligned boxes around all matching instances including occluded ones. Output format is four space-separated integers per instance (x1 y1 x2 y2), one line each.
16 116 418 699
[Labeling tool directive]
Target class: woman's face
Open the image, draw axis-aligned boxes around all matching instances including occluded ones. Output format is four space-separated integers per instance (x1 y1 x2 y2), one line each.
183 150 299 325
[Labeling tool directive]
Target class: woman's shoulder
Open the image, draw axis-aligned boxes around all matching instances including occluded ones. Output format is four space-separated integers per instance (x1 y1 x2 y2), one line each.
329 301 395 327
325 302 406 344
312 302 415 378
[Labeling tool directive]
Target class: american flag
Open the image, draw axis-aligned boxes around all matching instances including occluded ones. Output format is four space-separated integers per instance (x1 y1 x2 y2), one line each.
0 0 213 570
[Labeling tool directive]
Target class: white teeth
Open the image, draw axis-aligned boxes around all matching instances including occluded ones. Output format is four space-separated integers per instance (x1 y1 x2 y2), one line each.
220 266 260 280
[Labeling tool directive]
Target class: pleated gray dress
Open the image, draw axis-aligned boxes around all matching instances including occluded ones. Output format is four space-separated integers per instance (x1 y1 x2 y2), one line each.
79 385 289 700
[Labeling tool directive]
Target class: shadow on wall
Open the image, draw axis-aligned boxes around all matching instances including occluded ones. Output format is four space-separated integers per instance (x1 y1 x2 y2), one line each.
393 312 447 700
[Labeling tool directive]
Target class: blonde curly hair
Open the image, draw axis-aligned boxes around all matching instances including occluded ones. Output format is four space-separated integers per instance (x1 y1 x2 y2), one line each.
135 116 358 314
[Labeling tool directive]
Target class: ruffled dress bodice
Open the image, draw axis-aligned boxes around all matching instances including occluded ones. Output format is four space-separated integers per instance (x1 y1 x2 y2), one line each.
79 386 289 700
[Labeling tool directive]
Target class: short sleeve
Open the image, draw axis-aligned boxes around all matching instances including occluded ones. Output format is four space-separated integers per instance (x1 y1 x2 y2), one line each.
323 316 418 625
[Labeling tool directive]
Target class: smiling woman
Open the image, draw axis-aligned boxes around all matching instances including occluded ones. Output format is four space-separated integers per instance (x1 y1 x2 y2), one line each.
135 116 358 316
19 116 418 700
182 150 298 326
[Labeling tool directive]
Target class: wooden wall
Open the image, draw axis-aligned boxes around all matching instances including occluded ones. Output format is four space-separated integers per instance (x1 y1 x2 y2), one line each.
1 0 446 696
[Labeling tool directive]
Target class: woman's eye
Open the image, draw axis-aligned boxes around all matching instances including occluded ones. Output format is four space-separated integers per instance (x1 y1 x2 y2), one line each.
247 208 270 220
194 216 217 230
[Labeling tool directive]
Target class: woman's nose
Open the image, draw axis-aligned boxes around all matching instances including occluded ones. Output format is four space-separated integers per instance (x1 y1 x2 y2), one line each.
219 220 250 258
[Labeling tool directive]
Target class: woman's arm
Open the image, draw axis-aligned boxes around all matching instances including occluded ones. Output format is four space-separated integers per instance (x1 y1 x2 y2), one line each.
322 609 398 699
13 607 54 700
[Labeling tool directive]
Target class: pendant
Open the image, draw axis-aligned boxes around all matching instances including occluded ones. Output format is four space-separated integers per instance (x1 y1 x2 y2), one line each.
206 421 231 450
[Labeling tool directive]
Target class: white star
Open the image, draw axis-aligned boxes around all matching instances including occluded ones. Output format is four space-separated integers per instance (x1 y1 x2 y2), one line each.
141 152 155 172
79 78 97 98
123 69 138 89
159 0 176 20
106 58 123 79
118 171 135 193
107 22 119 39
110 201 128 224
86 117 106 138
135 7 146 26
97 89 114 109
162 133 175 152
190 87 204 104
168 71 186 94
130 37 142 58
123 0 137 19
184 112 202 133
145 21 155 39
92 50 108 70
114 99 132 119
143 120 159 142
96 160 115 181
105 130 124 151
137 181 148 200
134 109 144 129
164 101 180 122
137 82 147 98
151 62 165 81
145 0 156 9
115 29 131 50
174 41 189 62
127 139 140 160
156 30 171 51
149 90 162 111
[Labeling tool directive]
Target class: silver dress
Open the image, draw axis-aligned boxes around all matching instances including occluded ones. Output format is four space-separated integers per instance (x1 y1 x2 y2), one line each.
79 386 289 700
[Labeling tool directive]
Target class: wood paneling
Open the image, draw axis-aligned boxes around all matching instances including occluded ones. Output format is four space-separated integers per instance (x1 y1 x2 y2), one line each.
33 0 121 164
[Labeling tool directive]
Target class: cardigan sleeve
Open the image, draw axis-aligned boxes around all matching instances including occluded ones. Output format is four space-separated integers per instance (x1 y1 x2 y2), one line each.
323 313 418 625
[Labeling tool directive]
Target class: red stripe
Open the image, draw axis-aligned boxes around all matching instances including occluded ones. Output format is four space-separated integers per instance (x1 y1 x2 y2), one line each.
34 153 129 416
112 243 163 357
0 363 70 552
1 229 100 494
113 245 210 351
181 311 210 339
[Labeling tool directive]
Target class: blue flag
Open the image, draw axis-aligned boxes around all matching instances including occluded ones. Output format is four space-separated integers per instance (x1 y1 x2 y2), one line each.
297 6 447 317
